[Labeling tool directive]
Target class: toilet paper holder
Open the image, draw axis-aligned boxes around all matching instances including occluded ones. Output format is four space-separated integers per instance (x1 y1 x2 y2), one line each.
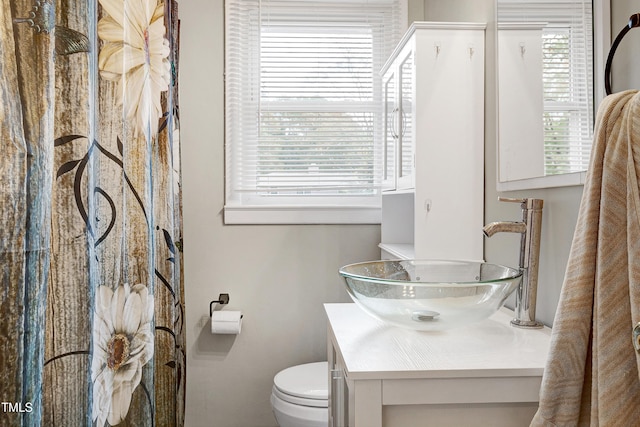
210 293 230 316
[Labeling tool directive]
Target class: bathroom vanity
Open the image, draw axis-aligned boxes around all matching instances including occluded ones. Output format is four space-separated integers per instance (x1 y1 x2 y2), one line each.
325 303 551 427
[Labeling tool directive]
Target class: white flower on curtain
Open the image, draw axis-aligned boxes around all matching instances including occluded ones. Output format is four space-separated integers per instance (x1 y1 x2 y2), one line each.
97 0 171 138
91 283 154 426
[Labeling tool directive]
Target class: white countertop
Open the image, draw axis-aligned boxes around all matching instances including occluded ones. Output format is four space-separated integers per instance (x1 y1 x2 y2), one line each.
325 303 552 381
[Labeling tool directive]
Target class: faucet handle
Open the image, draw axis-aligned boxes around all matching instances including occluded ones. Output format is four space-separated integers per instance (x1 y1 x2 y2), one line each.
497 196 526 204
498 197 543 210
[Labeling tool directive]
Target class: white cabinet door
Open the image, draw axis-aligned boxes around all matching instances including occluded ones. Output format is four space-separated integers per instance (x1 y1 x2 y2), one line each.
397 47 415 190
382 69 397 191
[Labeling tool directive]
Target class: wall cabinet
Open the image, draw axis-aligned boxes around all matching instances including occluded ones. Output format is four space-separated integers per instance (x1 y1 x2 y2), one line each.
379 22 485 261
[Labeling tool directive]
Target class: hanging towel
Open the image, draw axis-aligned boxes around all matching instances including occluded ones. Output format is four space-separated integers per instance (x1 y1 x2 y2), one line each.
531 89 640 426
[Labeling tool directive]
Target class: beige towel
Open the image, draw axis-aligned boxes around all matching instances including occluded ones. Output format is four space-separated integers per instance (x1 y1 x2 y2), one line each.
531 90 640 426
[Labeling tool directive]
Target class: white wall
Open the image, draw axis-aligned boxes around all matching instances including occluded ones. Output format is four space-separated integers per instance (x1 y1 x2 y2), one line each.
180 0 633 426
179 2 380 426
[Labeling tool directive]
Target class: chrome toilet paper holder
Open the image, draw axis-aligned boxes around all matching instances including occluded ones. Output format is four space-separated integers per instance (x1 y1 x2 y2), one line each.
210 293 230 316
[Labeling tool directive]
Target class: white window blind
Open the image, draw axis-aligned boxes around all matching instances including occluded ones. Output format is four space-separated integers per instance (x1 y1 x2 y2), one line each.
498 0 594 176
225 0 405 224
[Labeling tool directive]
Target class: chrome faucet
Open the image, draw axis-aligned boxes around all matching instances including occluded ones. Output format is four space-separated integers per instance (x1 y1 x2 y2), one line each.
483 197 544 329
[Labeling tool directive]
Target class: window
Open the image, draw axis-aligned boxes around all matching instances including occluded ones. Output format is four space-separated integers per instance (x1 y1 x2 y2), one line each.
225 0 406 224
542 18 593 175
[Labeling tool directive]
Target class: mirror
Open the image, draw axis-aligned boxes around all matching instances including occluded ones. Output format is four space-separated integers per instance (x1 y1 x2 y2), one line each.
496 0 610 190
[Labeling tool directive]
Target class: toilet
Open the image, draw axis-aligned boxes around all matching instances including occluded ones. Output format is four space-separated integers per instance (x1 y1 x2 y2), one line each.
271 361 329 427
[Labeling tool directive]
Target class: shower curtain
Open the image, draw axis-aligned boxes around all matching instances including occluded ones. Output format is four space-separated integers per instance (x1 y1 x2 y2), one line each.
0 0 185 425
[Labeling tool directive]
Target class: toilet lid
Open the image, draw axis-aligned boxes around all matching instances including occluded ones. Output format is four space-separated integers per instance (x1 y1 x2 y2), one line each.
273 361 328 401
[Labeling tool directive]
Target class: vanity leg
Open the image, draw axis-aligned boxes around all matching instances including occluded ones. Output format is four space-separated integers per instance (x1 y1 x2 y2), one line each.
352 380 382 427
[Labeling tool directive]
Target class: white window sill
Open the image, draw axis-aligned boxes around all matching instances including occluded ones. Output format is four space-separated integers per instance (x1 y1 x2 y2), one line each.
223 205 382 225
496 171 587 191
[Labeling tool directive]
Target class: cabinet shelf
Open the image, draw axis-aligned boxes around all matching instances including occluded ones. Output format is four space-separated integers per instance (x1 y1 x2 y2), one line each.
378 243 415 260
382 188 414 195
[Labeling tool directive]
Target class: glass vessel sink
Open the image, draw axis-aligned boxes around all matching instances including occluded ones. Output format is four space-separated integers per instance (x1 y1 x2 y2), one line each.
339 260 522 331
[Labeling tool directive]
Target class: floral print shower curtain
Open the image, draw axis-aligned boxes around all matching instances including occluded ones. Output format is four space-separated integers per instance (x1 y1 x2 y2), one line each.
0 0 185 425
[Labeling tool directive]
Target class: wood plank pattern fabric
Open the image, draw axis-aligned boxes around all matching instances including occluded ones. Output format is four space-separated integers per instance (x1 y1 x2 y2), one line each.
531 90 640 426
0 0 185 426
